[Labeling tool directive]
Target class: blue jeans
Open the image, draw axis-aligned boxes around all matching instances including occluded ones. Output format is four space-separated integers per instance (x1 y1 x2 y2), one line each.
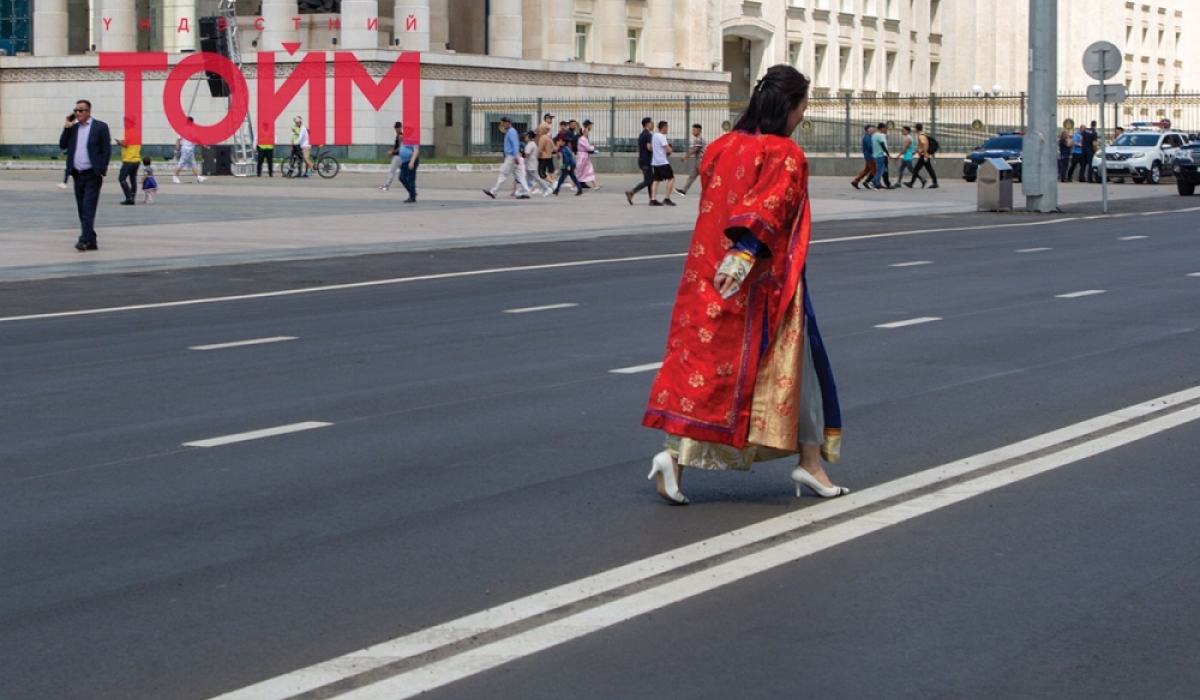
872 156 888 188
399 158 418 200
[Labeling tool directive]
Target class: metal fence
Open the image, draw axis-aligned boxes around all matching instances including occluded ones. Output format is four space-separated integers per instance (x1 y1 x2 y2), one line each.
470 92 1200 156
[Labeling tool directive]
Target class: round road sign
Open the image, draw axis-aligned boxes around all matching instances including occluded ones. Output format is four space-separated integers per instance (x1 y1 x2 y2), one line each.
1083 41 1122 81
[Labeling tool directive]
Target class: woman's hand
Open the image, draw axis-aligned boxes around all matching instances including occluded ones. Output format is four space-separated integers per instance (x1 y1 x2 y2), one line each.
714 274 738 297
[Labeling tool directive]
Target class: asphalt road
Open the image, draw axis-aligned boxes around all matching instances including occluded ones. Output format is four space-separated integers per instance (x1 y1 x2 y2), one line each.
2 209 1199 699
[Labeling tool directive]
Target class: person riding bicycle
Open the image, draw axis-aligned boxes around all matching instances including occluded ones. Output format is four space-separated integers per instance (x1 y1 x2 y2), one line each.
291 115 314 178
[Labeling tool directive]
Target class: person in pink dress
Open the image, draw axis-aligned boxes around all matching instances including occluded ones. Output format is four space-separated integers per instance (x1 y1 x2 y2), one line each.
575 120 601 190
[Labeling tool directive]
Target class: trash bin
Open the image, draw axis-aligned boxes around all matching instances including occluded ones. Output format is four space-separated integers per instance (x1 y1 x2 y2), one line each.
977 158 1013 212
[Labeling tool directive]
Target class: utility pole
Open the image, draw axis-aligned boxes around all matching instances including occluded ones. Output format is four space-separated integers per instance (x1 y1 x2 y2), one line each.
1024 0 1058 212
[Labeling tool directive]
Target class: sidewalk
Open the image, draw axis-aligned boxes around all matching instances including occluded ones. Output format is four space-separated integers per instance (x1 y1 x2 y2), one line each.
0 168 1184 281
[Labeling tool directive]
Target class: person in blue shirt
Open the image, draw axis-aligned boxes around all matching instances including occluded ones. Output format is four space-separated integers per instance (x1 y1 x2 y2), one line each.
553 135 584 196
483 117 530 199
870 122 891 190
850 124 876 189
398 123 420 203
1065 126 1085 182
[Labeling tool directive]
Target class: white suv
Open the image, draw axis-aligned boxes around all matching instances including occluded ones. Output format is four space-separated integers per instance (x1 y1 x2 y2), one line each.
1093 126 1190 184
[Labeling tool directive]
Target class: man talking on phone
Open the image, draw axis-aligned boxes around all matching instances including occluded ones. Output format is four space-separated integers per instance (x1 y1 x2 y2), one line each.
59 99 111 251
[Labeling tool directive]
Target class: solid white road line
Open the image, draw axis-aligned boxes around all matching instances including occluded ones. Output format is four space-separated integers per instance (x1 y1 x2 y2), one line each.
183 422 332 448
1056 290 1107 299
875 316 942 329
503 303 579 314
204 385 1200 700
1118 235 1148 240
1187 272 1200 277
188 336 298 351
1016 247 1052 253
890 260 933 267
609 362 663 375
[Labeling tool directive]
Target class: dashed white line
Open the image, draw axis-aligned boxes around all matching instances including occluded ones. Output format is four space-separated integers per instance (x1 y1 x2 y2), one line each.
1056 290 1106 299
875 316 942 329
1016 247 1052 253
202 385 1200 700
188 336 298 351
890 260 933 267
1189 272 1200 277
1118 235 1148 240
609 362 663 375
183 422 332 448
503 303 579 314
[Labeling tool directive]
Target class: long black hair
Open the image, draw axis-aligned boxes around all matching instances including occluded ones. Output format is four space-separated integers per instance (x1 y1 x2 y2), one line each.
732 65 811 137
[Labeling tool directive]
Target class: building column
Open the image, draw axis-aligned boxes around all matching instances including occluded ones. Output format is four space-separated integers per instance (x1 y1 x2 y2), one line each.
597 0 626 64
644 0 674 68
98 0 137 51
161 0 196 53
341 0 379 49
545 0 573 61
33 0 70 55
487 0 522 58
260 0 297 51
395 0 430 51
429 0 448 50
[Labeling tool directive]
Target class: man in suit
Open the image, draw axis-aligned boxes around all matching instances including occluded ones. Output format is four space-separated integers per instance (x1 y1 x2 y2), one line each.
59 100 112 251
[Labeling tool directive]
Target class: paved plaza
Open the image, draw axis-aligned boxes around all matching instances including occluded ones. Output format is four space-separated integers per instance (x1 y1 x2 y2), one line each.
1 167 1188 281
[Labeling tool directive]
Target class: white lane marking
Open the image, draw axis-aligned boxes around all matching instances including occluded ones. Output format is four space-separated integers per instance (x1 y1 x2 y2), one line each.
1189 272 1200 277
183 422 332 448
1056 290 1106 299
890 260 933 267
1016 247 1052 253
188 336 298 351
875 316 942 329
203 385 1200 700
1118 235 1148 240
609 362 663 375
503 303 579 314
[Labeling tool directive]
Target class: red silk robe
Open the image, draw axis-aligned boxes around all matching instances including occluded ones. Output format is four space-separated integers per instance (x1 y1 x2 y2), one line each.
642 131 811 449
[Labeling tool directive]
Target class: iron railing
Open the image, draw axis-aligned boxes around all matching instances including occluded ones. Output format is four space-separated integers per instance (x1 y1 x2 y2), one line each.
469 92 1200 156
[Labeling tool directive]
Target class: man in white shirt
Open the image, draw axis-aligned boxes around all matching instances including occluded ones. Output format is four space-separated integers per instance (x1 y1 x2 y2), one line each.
649 120 676 206
292 116 314 177
173 116 206 183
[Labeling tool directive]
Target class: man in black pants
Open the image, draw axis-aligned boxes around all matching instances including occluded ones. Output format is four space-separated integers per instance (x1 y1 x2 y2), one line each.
625 117 656 205
909 123 939 189
59 99 111 251
1081 120 1099 183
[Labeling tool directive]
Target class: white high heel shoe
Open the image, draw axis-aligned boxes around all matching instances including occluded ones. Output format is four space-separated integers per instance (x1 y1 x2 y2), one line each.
648 452 689 505
791 467 850 498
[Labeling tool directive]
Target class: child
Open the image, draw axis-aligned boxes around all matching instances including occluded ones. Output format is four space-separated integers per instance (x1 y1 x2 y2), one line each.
523 131 552 197
140 156 158 203
553 135 583 196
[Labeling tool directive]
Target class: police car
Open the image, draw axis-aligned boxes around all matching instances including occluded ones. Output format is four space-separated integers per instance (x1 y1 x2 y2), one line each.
962 134 1023 182
1092 122 1189 185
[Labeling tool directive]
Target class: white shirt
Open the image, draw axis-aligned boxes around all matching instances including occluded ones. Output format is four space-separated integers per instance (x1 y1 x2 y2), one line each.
294 125 310 148
651 132 670 167
524 141 538 167
179 136 196 154
73 119 93 171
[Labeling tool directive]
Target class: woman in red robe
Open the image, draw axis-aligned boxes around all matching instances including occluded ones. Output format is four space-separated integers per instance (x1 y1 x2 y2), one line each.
642 65 847 504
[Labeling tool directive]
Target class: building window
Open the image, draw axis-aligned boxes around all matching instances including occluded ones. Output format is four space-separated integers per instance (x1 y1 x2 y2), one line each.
930 0 940 32
789 0 805 7
0 0 31 54
863 0 875 17
627 29 640 63
930 61 940 92
1125 26 1133 44
814 43 828 85
886 0 898 20
839 45 852 89
788 41 801 67
840 0 852 13
574 23 589 60
863 48 875 90
885 51 897 92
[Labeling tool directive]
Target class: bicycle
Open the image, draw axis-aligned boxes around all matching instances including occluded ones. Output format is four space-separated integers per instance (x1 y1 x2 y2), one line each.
282 146 340 179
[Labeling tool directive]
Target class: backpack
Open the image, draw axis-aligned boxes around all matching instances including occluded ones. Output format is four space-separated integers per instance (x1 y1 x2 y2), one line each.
926 135 940 155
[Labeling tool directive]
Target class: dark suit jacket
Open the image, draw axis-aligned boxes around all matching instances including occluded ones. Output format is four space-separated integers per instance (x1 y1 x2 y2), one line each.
59 118 112 176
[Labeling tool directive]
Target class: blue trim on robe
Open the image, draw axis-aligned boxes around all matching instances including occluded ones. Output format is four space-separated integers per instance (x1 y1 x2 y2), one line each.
802 267 841 432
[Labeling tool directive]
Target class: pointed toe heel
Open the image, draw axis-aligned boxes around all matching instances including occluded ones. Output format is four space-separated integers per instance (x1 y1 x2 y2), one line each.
648 452 688 505
791 468 849 499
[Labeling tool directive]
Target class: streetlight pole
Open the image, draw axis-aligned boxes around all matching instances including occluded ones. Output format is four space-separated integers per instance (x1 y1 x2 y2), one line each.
1025 0 1058 213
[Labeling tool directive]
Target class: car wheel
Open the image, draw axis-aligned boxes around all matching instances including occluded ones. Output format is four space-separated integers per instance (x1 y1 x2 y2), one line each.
964 177 976 183
1179 180 1197 196
1147 162 1162 184
1131 177 1144 184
